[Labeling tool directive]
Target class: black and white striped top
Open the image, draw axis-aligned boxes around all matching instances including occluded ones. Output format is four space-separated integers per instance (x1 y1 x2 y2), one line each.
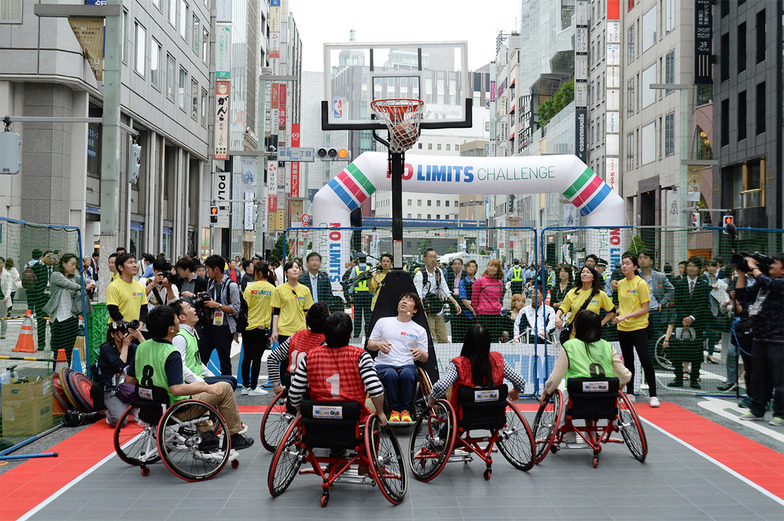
288 350 384 407
430 360 526 401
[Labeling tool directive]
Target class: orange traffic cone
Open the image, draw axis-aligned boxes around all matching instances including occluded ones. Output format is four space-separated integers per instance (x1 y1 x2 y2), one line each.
13 309 37 353
545 290 551 307
55 348 68 373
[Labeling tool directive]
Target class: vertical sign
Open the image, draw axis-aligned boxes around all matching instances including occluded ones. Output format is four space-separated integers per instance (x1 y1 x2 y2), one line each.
694 0 713 84
241 157 257 231
214 80 230 160
606 0 621 190
215 0 232 23
279 84 287 130
270 32 280 58
270 83 279 136
290 123 300 198
68 17 104 82
574 1 589 163
212 171 230 228
215 25 231 78
267 160 278 229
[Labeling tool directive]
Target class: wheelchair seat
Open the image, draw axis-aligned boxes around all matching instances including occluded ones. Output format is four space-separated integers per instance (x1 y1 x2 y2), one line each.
300 400 362 451
456 385 508 431
130 385 170 425
566 377 620 421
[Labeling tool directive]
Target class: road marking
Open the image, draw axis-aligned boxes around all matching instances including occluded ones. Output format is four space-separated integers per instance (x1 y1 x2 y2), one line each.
697 397 784 444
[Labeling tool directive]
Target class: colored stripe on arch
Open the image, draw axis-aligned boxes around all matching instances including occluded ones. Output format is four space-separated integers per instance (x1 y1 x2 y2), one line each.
572 174 603 208
328 178 359 211
581 184 612 216
346 163 376 196
563 167 594 199
337 170 368 204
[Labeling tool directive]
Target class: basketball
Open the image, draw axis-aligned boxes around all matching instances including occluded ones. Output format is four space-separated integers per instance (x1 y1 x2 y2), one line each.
391 121 418 148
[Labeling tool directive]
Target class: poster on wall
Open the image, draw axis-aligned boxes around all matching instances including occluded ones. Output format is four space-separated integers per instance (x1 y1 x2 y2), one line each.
214 80 230 160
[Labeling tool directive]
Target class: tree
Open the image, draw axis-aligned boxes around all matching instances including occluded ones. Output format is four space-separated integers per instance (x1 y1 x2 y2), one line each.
269 235 284 265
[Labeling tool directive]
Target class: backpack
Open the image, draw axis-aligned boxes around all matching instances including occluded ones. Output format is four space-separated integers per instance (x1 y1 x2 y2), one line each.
229 280 249 332
22 265 37 291
421 269 445 314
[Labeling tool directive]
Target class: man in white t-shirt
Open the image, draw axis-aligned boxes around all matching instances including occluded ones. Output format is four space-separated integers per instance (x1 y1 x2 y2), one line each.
367 292 429 423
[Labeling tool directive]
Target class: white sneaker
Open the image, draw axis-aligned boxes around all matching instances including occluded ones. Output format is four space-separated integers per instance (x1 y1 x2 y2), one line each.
240 387 250 395
249 387 268 396
627 394 635 402
649 397 660 408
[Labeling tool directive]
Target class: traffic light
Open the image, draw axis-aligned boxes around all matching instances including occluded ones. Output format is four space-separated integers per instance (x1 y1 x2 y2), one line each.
722 215 736 236
317 147 351 161
128 143 142 184
691 211 701 228
210 205 219 225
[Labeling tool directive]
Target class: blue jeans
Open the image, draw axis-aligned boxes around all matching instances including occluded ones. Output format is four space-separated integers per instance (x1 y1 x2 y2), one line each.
376 364 418 412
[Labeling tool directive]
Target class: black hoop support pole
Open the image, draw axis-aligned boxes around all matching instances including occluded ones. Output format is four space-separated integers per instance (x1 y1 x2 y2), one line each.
389 150 405 270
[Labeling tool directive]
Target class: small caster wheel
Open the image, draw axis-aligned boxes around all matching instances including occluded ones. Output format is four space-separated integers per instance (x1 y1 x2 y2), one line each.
231 459 240 469
592 457 598 468
483 469 492 480
141 466 150 476
550 445 559 454
320 494 329 508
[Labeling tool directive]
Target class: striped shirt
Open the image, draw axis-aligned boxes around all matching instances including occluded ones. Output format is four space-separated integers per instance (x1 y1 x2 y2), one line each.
430 359 526 401
288 350 384 408
266 330 325 384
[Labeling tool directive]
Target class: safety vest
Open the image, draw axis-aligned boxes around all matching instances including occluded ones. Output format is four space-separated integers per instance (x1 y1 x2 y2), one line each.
563 338 615 381
177 328 202 378
134 339 187 406
354 265 370 292
450 351 505 410
511 266 523 282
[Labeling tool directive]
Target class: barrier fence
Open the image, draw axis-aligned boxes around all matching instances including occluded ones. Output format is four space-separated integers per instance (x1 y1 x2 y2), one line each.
283 224 783 398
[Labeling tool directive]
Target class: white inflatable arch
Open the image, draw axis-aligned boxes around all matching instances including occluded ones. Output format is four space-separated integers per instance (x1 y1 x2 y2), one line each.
311 152 624 286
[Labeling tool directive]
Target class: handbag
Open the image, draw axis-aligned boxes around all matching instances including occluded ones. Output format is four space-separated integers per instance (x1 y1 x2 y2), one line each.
115 382 139 403
559 289 597 345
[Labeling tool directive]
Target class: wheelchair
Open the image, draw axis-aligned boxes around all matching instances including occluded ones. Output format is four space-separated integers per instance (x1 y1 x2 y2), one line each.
532 377 648 468
382 366 433 427
268 400 408 507
408 384 535 481
260 372 296 452
114 386 239 481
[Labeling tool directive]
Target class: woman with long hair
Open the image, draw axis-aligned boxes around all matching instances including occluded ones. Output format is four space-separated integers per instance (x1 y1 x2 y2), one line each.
471 259 505 343
241 260 277 395
554 265 616 342
428 323 526 408
502 293 526 342
370 253 393 311
551 264 574 311
454 259 478 342
270 260 313 345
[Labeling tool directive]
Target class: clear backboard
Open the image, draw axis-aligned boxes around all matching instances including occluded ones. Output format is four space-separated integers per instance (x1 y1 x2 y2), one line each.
322 41 472 130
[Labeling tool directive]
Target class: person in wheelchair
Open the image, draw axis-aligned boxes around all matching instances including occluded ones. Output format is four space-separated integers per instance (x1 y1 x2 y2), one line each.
539 310 631 443
266 301 330 394
125 305 254 450
366 292 429 423
288 311 387 426
427 323 526 414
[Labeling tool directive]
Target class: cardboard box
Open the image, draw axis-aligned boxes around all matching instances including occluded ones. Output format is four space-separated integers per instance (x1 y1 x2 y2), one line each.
2 378 54 437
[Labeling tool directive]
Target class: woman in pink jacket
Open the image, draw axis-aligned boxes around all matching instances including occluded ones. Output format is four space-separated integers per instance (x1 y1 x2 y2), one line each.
471 259 505 343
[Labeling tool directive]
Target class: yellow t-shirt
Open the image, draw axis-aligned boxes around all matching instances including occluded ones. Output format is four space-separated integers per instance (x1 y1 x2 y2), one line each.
105 277 148 323
244 280 275 330
616 276 651 332
370 271 388 311
560 288 616 339
111 272 119 281
271 283 313 336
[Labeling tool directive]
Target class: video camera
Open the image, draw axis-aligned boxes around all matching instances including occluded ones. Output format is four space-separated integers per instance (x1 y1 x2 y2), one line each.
730 251 773 275
109 319 140 334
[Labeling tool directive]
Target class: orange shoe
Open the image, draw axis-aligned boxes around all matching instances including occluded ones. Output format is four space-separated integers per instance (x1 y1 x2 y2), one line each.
400 410 412 422
389 411 401 423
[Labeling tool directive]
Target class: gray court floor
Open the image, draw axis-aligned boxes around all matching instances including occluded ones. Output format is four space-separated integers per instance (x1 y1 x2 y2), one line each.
24 412 784 521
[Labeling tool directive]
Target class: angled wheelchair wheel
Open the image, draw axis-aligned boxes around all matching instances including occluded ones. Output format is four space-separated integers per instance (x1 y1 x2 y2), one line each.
532 390 563 464
617 393 648 463
157 400 231 482
496 400 536 472
408 399 456 482
114 405 162 466
260 388 295 453
365 414 408 505
268 416 305 497
654 334 675 371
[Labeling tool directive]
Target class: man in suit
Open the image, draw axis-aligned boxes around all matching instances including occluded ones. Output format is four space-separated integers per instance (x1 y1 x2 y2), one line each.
668 257 711 389
31 250 56 351
299 252 341 313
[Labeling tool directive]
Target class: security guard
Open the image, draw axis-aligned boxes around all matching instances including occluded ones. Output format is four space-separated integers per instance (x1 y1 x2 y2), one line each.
352 252 373 339
509 259 524 295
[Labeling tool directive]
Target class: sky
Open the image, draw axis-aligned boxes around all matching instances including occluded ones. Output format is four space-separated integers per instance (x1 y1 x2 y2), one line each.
288 0 521 72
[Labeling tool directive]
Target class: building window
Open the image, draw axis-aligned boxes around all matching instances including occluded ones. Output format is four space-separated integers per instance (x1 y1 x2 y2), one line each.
665 0 675 33
202 27 209 63
436 200 441 207
192 15 200 55
641 64 656 108
755 82 765 135
166 54 176 99
737 23 746 73
121 9 128 63
152 0 161 11
738 91 747 141
191 79 198 120
407 214 412 219
200 87 207 127
0 0 23 23
756 10 765 63
437 144 442 151
628 0 635 11
626 79 635 117
627 25 635 63
427 200 432 206
720 33 729 82
436 214 441 220
427 143 432 150
641 122 655 165
445 200 450 207
642 6 657 52
720 0 729 18
407 199 412 205
417 143 423 149
179 1 188 40
664 112 675 156
134 22 146 77
446 144 451 151
694 126 712 160
626 132 635 170
720 98 729 146
427 214 431 219
179 67 187 110
151 38 162 88
168 0 177 27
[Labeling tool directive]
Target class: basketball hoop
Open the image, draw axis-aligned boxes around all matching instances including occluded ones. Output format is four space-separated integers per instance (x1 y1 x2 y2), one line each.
370 98 424 153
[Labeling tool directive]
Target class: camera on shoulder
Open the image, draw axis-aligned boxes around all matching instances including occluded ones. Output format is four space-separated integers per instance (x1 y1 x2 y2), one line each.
730 251 772 275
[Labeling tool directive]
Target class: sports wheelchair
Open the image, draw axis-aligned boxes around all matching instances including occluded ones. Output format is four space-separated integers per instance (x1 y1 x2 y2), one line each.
382 366 433 427
268 400 407 507
114 386 239 481
408 384 535 481
532 377 648 468
260 372 296 452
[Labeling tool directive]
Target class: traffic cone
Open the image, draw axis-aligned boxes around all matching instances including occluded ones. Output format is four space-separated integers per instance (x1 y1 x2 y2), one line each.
71 346 83 373
13 309 37 353
54 349 68 373
545 290 551 307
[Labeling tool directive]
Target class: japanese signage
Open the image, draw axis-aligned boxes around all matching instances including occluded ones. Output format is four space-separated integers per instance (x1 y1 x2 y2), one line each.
214 80 230 160
694 0 713 84
279 84 287 130
215 25 231 78
68 17 104 82
216 0 232 23
290 123 300 198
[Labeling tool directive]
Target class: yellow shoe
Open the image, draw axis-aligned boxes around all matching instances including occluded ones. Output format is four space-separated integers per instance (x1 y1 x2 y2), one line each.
389 411 400 423
400 410 412 422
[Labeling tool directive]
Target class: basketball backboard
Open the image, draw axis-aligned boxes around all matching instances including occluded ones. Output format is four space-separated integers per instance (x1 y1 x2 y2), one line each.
322 41 472 130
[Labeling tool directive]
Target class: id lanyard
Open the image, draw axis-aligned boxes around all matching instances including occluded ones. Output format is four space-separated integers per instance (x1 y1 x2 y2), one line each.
212 280 225 326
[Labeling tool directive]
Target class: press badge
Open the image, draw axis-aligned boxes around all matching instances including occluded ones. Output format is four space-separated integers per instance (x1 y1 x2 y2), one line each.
213 310 224 326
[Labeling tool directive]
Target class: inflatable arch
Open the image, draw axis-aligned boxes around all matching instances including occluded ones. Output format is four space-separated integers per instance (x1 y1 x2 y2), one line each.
311 152 624 288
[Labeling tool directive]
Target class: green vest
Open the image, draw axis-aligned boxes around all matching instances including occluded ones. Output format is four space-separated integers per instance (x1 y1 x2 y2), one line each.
178 328 202 377
563 338 615 381
354 265 369 291
134 339 186 406
511 266 523 282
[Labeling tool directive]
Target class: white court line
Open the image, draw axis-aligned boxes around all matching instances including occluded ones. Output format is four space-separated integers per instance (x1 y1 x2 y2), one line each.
697 397 784 444
641 417 784 506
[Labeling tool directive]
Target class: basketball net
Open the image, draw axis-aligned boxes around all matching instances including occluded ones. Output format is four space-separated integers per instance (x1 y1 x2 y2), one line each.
370 98 424 154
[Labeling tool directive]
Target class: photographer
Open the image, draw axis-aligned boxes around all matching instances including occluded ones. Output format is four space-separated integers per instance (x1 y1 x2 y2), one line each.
97 321 144 426
736 253 784 425
142 257 179 307
198 255 241 376
175 257 207 305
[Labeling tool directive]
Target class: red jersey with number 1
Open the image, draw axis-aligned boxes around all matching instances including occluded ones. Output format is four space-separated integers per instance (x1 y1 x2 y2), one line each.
286 330 326 374
306 345 371 422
